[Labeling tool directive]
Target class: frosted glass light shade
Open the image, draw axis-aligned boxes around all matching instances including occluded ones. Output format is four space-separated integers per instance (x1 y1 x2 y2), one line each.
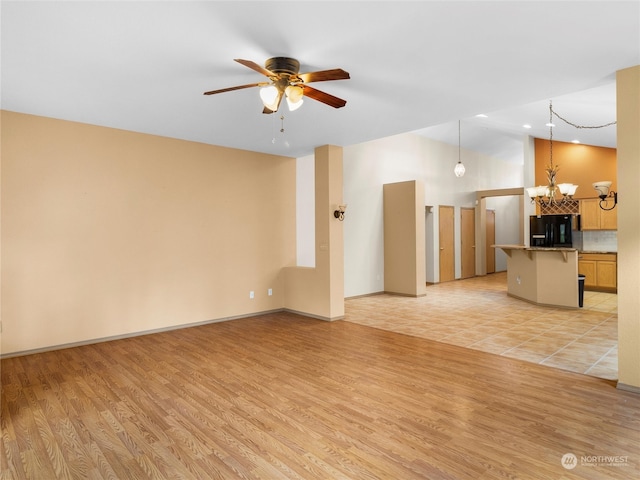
285 85 303 102
286 97 304 111
593 181 612 197
535 185 548 197
558 183 578 196
259 85 280 111
285 85 304 111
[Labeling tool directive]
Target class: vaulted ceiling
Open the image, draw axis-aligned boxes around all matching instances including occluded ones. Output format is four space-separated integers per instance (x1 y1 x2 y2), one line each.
2 1 638 160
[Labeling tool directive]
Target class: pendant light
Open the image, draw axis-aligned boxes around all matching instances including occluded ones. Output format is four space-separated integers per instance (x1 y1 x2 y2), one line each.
454 120 466 177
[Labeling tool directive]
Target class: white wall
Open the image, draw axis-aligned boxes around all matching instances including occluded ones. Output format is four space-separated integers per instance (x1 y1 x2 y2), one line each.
487 196 522 271
342 132 524 297
296 131 525 298
296 155 315 267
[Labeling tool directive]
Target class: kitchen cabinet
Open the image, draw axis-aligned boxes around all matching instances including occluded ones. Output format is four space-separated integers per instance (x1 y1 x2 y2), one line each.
580 199 617 230
578 253 617 292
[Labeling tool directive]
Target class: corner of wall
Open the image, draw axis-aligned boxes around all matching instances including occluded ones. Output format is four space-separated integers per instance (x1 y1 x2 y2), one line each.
283 145 345 320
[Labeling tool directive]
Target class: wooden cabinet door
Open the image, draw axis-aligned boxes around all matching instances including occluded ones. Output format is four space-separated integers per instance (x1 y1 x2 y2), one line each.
578 260 597 288
580 199 617 230
579 254 617 291
600 206 617 230
580 199 600 230
597 261 617 288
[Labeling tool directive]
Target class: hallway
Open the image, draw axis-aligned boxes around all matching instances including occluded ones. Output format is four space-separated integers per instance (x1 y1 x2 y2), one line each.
345 272 618 380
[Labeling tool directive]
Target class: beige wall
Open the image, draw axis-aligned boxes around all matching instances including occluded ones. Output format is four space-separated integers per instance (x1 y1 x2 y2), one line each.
1 111 297 355
283 145 345 320
534 139 617 199
383 180 426 297
616 65 640 390
504 248 578 309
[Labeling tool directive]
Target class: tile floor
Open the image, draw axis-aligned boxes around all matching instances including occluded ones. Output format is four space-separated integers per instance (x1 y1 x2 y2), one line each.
345 272 618 380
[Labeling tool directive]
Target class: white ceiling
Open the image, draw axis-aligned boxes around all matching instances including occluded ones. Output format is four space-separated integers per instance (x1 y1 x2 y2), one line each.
2 1 638 160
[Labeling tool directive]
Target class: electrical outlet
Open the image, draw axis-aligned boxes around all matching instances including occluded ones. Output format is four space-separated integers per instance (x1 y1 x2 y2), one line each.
268 288 273 296
249 291 254 299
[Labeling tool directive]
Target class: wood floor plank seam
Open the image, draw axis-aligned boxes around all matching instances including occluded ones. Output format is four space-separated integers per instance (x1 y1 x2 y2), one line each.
2 285 638 479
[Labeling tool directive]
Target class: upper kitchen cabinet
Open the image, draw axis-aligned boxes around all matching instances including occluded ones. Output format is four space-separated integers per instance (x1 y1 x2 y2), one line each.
580 198 617 230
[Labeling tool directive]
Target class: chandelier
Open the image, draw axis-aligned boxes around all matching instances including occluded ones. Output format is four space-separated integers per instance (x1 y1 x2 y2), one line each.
526 101 578 207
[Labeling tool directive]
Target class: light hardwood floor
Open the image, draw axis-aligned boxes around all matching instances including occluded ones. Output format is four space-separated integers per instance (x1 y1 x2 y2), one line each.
2 309 639 479
346 272 619 380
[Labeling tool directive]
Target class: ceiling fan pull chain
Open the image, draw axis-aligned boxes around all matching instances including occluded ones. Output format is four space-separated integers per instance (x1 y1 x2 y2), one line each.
271 111 277 144
280 115 285 133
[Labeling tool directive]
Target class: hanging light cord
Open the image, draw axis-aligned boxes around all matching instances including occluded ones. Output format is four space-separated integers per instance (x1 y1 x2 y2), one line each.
549 101 554 168
550 106 617 129
548 99 616 169
458 120 461 162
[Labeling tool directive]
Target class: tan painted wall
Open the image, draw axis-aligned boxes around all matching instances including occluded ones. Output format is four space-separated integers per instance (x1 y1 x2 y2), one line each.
283 145 345 320
534 138 617 199
616 65 640 390
503 247 578 309
1 111 296 355
383 181 426 296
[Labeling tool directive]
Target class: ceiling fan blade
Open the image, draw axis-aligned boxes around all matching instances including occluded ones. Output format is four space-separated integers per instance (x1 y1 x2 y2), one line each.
234 58 275 77
298 69 350 83
203 82 266 95
302 85 347 109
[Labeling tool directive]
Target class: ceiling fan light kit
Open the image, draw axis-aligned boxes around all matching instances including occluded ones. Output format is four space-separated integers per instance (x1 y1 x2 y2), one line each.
285 85 304 111
204 57 350 114
259 84 281 111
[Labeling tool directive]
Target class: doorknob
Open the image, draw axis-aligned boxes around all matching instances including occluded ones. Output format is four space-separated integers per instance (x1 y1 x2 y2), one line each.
440 247 445 250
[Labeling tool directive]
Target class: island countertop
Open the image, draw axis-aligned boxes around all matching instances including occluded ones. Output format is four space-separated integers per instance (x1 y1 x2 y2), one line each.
579 250 617 254
493 244 577 252
493 245 578 263
493 245 579 309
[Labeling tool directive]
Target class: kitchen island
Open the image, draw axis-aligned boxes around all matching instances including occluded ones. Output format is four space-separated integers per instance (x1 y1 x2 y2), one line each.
494 245 579 309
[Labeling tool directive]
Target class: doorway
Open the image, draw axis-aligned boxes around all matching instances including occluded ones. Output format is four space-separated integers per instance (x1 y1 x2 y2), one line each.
486 209 496 274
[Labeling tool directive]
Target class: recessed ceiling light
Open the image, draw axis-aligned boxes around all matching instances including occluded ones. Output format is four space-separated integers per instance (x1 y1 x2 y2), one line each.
523 124 532 129
571 139 580 144
475 114 488 118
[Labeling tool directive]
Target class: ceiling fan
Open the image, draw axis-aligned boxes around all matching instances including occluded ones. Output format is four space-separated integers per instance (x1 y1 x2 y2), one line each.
203 57 350 114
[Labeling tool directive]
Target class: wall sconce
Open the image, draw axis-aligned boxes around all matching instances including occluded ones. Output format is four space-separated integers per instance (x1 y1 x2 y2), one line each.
333 204 347 221
593 181 617 211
